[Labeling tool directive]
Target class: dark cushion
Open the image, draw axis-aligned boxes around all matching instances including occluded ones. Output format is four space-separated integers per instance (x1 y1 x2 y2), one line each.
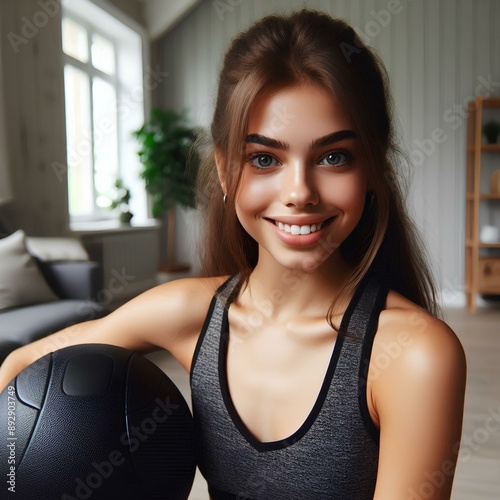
0 299 107 345
36 260 103 301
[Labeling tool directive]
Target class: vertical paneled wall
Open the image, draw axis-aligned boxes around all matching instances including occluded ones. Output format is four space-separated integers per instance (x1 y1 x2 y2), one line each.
158 0 500 301
0 0 69 236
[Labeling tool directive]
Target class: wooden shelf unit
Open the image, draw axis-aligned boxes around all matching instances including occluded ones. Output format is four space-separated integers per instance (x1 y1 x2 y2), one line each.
465 97 500 313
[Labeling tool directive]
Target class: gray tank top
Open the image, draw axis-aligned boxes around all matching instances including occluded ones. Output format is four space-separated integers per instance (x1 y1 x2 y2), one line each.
190 272 388 499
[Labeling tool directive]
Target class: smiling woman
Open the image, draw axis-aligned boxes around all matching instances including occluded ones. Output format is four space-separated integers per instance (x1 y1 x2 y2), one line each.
0 8 466 500
234 84 366 267
191 8 466 500
195 9 437 323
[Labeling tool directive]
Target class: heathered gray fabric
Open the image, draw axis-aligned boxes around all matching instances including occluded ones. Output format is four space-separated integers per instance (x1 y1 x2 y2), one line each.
191 273 388 500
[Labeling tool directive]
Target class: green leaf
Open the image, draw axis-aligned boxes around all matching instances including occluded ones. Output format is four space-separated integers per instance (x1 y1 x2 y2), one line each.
132 108 200 216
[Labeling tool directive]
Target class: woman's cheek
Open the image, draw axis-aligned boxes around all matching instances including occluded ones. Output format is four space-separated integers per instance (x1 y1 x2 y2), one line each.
324 170 366 210
236 172 276 214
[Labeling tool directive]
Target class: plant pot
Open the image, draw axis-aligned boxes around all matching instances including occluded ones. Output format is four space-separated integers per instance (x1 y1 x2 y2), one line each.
119 211 133 224
485 132 499 144
482 121 500 144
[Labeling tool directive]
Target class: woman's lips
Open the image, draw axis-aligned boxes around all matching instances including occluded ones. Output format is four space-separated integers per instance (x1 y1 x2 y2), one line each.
267 216 337 247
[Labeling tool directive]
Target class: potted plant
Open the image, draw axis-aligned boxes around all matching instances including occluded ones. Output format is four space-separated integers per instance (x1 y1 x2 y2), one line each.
133 108 199 272
109 178 133 224
482 120 500 144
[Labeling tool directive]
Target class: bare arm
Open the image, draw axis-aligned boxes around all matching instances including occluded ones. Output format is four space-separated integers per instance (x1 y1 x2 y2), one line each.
0 276 221 392
370 309 467 500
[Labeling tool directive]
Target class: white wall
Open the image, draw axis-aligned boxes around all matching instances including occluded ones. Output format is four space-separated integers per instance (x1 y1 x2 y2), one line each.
156 0 500 299
107 0 145 26
142 0 203 40
0 0 69 236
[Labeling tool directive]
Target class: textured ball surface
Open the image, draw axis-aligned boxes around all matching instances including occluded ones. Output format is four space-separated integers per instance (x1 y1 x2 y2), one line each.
0 344 196 499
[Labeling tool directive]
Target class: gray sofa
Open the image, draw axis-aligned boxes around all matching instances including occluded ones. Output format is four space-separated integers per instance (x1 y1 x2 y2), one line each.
0 258 108 364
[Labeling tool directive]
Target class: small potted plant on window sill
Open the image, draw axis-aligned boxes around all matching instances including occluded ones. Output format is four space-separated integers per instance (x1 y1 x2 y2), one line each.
133 108 200 272
482 120 500 144
109 179 133 224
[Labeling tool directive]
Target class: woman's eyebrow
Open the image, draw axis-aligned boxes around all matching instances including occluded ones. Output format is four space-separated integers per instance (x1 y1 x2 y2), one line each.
245 134 289 150
311 130 356 149
245 130 356 151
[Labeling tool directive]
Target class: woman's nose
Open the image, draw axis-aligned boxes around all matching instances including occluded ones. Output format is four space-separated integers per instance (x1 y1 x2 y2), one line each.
280 163 319 208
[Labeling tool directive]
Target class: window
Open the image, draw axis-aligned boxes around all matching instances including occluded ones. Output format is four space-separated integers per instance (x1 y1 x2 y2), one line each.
62 0 147 222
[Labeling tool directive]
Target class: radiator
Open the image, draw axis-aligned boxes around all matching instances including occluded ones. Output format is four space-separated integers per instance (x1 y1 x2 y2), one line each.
80 227 160 307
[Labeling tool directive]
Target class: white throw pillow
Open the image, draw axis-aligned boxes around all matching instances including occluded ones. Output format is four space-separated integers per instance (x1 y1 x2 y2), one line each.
25 236 89 262
0 230 58 311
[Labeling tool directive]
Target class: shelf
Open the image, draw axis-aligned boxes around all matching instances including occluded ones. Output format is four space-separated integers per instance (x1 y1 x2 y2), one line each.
480 194 500 200
467 144 500 153
465 97 500 313
479 97 500 109
466 193 500 200
478 287 500 294
466 240 500 248
464 284 500 294
482 144 500 152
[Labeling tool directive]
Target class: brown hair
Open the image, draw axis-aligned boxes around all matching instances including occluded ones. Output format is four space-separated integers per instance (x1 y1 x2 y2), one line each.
195 8 440 320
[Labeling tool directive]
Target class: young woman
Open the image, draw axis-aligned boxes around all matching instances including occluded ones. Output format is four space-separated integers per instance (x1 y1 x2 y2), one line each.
0 9 466 500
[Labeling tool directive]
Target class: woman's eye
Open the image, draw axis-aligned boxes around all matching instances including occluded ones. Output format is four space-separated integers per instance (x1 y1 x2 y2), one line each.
248 154 279 169
319 151 351 167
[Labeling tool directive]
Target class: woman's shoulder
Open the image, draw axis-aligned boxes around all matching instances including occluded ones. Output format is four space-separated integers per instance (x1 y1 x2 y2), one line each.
111 275 231 367
109 274 231 344
142 274 231 314
152 274 231 295
367 290 466 428
370 290 466 397
376 290 463 357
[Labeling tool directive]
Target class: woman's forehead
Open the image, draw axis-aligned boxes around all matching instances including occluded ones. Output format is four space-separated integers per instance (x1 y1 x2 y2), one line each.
246 84 354 148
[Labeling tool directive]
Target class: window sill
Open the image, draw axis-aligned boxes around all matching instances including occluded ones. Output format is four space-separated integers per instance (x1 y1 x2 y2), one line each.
70 218 160 235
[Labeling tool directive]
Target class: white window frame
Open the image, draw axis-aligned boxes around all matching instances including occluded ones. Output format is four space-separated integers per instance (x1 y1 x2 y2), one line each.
62 0 150 224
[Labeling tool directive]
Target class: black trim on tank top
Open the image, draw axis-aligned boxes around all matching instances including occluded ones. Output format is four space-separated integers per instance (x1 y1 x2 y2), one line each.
190 294 217 383
190 275 240 382
357 281 390 444
217 273 372 453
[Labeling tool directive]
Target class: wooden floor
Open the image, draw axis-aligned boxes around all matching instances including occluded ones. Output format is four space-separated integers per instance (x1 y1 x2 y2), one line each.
444 304 500 500
149 302 500 500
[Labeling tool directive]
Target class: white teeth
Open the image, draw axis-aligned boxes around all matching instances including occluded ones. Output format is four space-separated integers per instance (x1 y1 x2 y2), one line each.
274 220 324 235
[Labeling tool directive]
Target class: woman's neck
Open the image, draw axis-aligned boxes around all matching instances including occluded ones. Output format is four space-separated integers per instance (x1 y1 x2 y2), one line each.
240 249 353 322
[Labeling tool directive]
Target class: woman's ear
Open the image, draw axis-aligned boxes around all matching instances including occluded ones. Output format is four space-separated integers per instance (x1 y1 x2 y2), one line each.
214 148 227 194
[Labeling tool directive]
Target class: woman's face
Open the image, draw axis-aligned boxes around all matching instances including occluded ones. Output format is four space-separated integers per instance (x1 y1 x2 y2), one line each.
234 83 368 272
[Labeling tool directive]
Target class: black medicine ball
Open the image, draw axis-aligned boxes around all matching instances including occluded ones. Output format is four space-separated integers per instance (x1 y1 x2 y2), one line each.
0 344 196 499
